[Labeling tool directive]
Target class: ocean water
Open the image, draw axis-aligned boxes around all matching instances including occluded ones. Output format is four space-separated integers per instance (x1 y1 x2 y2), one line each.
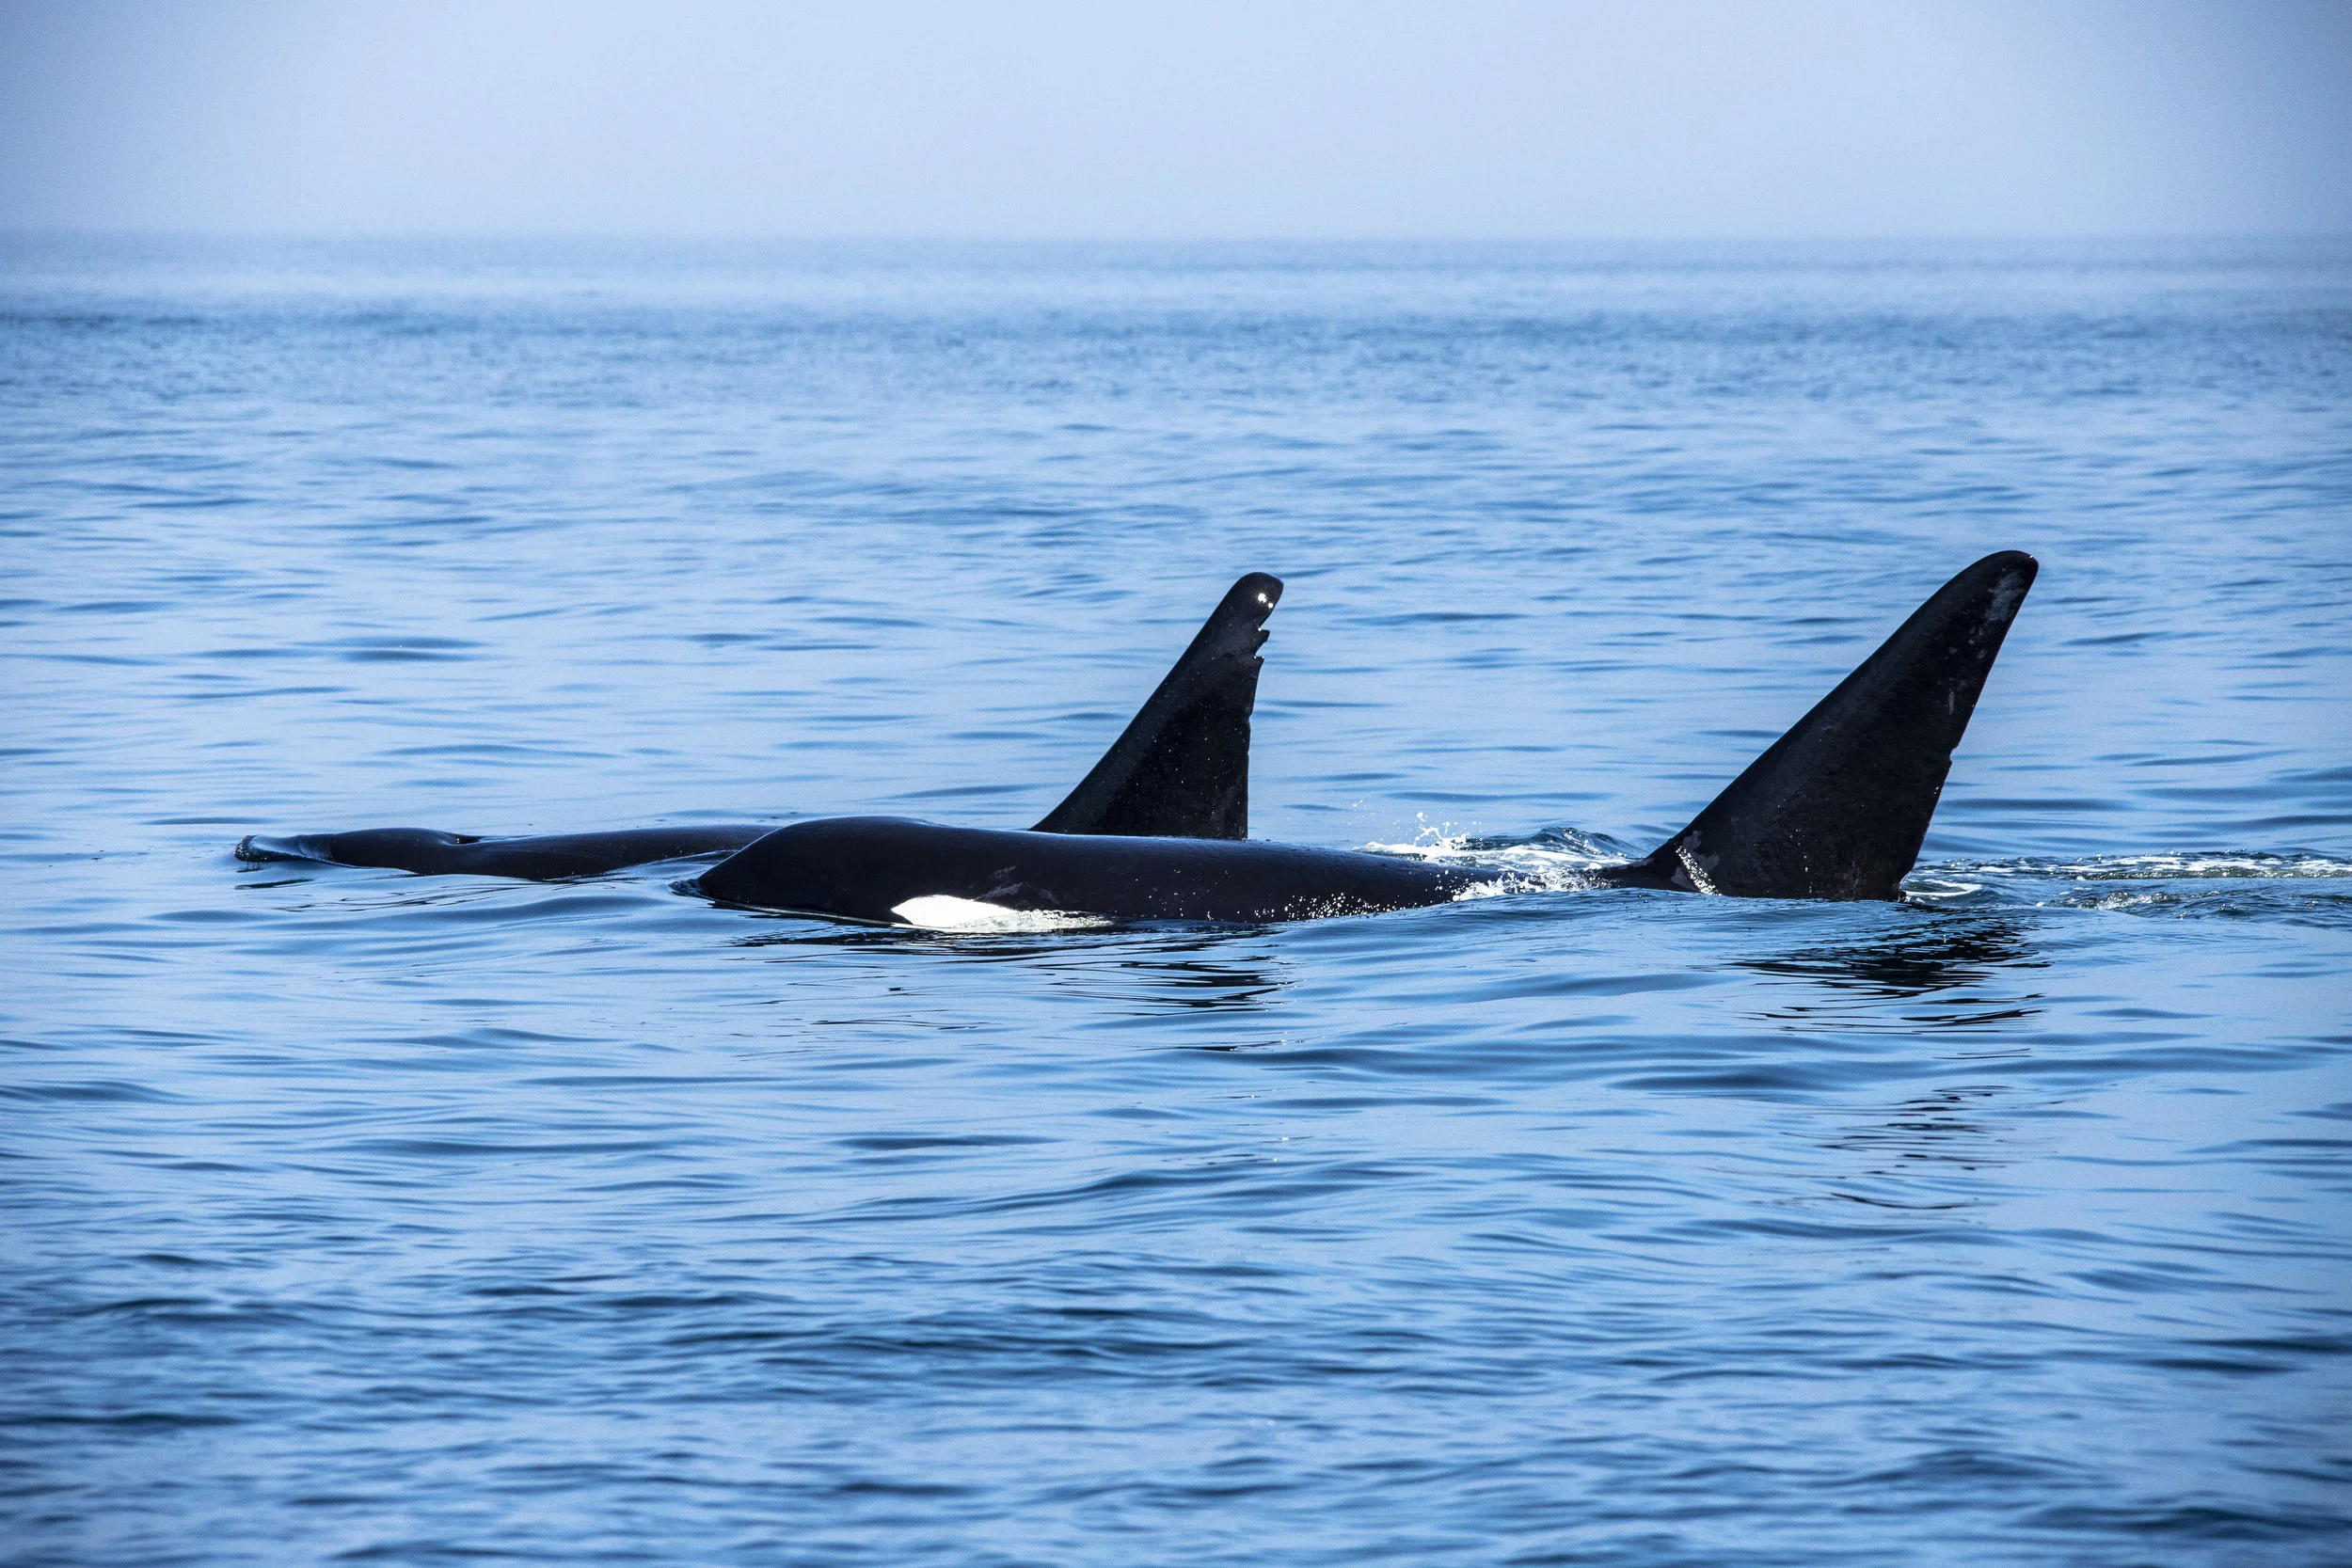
3 236 2348 1566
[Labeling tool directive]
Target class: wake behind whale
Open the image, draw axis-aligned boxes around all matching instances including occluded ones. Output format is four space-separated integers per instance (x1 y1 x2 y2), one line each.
242 553 2039 927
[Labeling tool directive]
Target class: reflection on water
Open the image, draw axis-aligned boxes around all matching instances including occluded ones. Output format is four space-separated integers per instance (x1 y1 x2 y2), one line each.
738 921 1290 1011
1820 1085 2025 1183
1065 943 1286 1012
1736 911 2046 1032
1745 911 2041 997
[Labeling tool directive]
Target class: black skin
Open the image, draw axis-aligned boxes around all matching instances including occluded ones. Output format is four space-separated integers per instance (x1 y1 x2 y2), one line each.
1601 549 2038 900
237 575 1283 879
235 825 772 879
242 553 2038 923
698 816 1505 925
695 552 2040 925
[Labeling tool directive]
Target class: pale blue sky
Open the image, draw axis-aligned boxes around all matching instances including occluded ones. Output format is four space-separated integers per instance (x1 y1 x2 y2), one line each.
2 0 2345 238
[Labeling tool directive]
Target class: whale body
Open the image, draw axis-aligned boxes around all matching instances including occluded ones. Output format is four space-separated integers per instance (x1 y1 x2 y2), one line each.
696 552 2039 923
238 574 1284 879
699 816 1502 925
239 551 2038 923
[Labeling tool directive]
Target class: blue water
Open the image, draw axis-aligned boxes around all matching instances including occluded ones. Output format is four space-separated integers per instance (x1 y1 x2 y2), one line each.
4 237 2349 1565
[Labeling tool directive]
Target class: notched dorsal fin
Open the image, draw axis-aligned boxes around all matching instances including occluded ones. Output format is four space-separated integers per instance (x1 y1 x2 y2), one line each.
1033 573 1283 839
1609 550 2038 900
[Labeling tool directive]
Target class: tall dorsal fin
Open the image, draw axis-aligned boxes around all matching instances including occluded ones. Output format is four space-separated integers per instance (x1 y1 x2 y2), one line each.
1033 573 1282 839
1602 551 2037 900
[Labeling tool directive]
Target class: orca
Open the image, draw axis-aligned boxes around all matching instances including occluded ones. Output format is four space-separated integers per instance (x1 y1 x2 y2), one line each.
235 573 1284 879
696 552 2039 924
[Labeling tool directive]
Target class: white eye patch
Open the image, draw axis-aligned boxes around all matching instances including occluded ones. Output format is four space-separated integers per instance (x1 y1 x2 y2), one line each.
890 895 1112 932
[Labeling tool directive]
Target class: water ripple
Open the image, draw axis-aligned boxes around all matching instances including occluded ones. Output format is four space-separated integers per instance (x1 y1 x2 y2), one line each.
3 236 2347 1566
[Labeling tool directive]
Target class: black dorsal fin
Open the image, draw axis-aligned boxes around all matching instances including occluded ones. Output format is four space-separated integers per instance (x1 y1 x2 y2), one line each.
1603 551 2038 900
1033 573 1283 839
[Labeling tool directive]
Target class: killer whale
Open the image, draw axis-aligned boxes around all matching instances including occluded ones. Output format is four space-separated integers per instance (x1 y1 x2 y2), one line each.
697 552 2039 923
236 573 1284 879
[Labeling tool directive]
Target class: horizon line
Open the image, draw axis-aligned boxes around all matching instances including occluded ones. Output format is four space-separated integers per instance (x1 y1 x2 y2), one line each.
7 227 2351 247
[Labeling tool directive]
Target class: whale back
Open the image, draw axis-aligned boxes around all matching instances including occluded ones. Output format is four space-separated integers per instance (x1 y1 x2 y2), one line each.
698 816 1490 925
236 575 1285 880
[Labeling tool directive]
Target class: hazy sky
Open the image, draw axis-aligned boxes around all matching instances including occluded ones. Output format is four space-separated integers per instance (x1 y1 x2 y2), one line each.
2 0 2346 238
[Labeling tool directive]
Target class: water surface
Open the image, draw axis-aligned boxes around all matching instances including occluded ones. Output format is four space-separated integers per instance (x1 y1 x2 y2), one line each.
4 237 2349 1565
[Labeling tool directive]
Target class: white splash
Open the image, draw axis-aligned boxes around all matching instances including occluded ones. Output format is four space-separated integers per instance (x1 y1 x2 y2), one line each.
1359 816 1623 895
1944 853 2352 882
1673 841 1722 896
889 895 1112 932
1900 852 2352 920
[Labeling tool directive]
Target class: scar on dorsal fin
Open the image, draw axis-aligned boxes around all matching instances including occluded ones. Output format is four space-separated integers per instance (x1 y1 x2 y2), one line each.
1032 573 1283 840
1600 550 2038 900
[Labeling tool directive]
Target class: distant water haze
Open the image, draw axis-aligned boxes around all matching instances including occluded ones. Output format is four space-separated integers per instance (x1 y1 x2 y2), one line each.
2 0 2347 238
